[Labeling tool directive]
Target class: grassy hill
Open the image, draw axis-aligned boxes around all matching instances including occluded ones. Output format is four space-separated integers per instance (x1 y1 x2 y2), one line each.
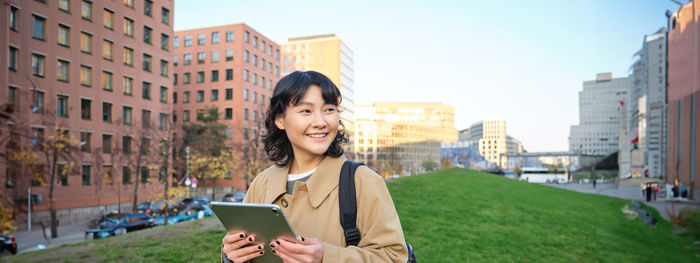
5 168 698 262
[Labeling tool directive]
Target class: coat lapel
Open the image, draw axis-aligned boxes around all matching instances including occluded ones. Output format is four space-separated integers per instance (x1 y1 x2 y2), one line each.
306 155 347 208
264 164 289 204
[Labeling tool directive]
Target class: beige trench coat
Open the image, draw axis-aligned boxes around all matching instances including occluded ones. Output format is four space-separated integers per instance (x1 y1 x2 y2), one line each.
243 155 408 262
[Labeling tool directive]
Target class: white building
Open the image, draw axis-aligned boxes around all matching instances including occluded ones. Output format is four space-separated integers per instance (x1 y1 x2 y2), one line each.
569 73 631 156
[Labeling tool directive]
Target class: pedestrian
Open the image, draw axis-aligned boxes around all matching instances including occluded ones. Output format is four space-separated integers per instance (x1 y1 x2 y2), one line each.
220 71 408 262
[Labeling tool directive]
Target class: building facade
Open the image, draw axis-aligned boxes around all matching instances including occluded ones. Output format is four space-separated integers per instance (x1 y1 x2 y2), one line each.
354 102 458 176
1 0 175 230
668 0 700 199
569 73 631 155
172 24 281 191
280 34 355 140
476 119 507 164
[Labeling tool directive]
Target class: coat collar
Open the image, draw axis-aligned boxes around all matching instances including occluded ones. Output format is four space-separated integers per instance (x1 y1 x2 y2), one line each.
264 155 347 208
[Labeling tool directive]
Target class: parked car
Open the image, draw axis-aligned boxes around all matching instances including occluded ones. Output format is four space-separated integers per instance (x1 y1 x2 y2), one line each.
222 192 246 202
179 196 211 207
85 213 155 239
155 204 213 225
0 234 17 256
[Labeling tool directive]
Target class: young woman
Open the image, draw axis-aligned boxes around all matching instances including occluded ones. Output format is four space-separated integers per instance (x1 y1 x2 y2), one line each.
221 71 408 262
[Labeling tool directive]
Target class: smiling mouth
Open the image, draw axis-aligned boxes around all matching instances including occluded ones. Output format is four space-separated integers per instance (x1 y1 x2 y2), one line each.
306 133 328 138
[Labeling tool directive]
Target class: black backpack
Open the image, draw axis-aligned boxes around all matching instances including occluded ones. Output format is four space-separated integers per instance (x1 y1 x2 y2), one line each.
339 161 417 263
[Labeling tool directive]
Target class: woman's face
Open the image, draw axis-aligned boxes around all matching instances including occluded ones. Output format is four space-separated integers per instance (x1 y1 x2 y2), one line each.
275 85 340 161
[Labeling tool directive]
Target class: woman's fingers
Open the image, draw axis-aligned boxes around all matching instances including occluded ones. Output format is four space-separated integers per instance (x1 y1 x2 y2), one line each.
233 244 266 262
223 233 264 260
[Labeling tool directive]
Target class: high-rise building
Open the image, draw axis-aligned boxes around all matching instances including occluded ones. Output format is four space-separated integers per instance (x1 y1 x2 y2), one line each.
476 120 507 164
280 34 355 139
0 0 174 229
569 73 631 156
354 102 458 176
668 0 700 199
172 24 281 191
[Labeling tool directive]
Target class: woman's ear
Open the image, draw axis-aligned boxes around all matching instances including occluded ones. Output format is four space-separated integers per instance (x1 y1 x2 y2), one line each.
274 113 285 130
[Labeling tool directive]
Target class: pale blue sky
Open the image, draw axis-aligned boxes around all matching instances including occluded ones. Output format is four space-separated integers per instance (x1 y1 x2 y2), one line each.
174 0 682 152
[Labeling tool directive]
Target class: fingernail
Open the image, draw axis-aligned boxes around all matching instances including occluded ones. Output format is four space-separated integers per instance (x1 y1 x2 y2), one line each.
260 251 264 255
239 234 244 238
301 236 305 242
270 243 275 248
258 245 262 250
248 237 253 242
276 240 280 245
272 249 276 254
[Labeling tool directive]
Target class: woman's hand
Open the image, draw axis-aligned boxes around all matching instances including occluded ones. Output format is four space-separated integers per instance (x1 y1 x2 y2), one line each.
222 232 265 262
270 236 323 263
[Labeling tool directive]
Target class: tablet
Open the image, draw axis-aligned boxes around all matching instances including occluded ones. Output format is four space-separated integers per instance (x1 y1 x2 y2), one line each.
210 202 297 263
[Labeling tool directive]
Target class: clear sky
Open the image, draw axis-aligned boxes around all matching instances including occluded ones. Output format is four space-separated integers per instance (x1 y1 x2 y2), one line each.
174 0 683 152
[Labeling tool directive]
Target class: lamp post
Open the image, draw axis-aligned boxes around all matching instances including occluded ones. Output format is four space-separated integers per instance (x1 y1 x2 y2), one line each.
185 146 191 197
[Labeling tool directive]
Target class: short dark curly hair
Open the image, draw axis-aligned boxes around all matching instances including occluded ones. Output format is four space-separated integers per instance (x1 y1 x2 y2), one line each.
262 71 349 167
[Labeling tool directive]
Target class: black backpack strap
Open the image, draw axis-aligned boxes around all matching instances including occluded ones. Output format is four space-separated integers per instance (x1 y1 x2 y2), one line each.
338 160 363 246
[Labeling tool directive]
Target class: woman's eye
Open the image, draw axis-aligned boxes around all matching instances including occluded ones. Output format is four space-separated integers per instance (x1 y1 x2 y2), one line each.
299 109 311 113
325 108 337 112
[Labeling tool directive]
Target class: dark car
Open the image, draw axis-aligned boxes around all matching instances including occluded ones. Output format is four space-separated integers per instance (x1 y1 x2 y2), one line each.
0 234 17 256
222 192 246 202
179 197 211 207
85 213 155 239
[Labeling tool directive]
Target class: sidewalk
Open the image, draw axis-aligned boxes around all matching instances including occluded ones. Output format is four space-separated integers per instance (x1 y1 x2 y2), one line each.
548 182 700 222
10 220 91 254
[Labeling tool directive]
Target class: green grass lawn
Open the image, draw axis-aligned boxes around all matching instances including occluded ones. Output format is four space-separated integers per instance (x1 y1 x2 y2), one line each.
6 168 699 262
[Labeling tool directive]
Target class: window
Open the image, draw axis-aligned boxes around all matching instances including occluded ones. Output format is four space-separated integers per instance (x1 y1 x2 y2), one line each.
261 76 266 87
139 82 152 101
197 52 205 64
143 26 152 44
144 0 153 16
102 71 113 91
58 24 70 47
226 30 234 42
8 46 18 71
161 7 170 25
31 127 44 146
198 33 205 45
244 50 249 62
244 69 249 82
226 69 233 81
268 62 272 73
197 71 204 83
82 165 91 185
225 88 233 100
262 41 266 52
102 40 113 60
81 1 92 20
183 72 191 84
122 136 132 156
81 98 91 120
244 128 249 140
58 164 68 186
160 60 168 77
261 59 266 70
80 32 92 53
253 73 258 85
159 113 167 130
183 110 190 121
173 73 178 84
173 55 178 66
57 95 68 117
142 109 151 127
276 66 280 76
196 109 206 121
143 53 152 71
173 92 177 103
123 76 133 95
253 91 257 103
124 18 134 37
261 94 265 105
32 90 44 113
212 31 220 44
183 91 190 103
81 132 91 152
10 6 18 31
244 88 249 101
32 15 46 40
245 31 249 43
184 53 192 65
253 55 258 66
122 166 131 184
211 70 219 82
212 50 220 63
196 90 204 102
174 36 179 48
123 106 132 125
252 110 257 122
103 165 113 185
225 49 233 61
57 59 69 82
80 65 91 86
269 45 273 56
102 102 112 122
103 9 113 29
140 138 149 156
276 49 279 59
254 36 258 48
59 0 70 12
225 108 232 120
161 34 169 51
211 89 218 101
32 53 45 77
9 86 17 104
124 0 134 8
123 47 133 66
184 35 192 47
160 86 167 103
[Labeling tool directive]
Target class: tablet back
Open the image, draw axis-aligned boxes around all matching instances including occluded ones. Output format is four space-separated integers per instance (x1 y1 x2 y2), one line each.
210 202 296 263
